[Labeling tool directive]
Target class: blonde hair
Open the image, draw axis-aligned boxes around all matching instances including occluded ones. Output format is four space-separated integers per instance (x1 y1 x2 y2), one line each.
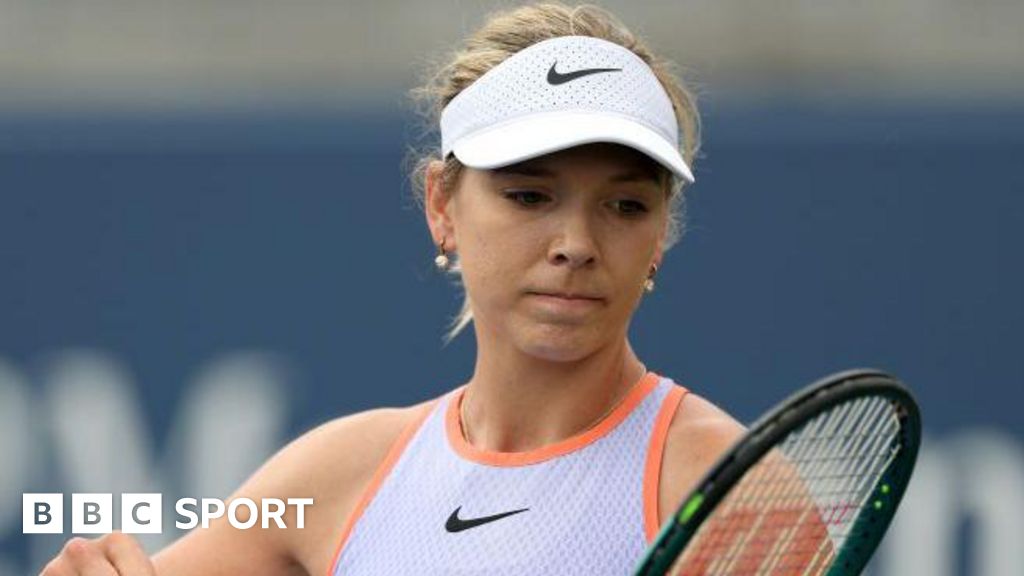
407 2 702 343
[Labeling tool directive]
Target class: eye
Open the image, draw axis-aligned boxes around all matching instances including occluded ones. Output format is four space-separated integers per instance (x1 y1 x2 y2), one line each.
611 199 649 215
503 190 551 207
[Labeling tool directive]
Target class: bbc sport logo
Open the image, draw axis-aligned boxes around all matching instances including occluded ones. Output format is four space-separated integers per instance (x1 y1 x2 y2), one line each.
23 494 313 534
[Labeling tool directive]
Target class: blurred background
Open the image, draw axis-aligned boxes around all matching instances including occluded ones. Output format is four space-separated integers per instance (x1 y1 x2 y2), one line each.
1 1 1022 574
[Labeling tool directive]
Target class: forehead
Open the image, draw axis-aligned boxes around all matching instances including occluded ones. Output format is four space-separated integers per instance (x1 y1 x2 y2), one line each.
490 143 666 183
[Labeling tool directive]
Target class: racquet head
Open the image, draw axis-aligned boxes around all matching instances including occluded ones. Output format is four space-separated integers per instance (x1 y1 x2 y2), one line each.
635 368 921 575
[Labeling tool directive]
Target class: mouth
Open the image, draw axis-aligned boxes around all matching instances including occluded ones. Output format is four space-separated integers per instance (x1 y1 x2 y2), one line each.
526 290 605 302
524 290 606 318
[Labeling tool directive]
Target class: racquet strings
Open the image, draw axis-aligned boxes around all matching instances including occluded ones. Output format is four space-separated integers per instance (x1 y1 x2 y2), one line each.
669 395 903 575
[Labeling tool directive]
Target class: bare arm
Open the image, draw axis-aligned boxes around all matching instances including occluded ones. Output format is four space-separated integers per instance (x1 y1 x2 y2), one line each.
40 405 424 576
658 392 747 525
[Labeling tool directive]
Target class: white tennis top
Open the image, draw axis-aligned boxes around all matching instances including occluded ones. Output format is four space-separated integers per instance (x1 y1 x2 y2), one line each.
330 372 687 575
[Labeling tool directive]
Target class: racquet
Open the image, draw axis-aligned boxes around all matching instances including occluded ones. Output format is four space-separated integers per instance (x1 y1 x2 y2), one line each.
635 368 921 575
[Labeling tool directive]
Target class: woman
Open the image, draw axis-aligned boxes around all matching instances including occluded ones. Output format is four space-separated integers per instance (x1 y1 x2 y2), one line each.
40 3 743 575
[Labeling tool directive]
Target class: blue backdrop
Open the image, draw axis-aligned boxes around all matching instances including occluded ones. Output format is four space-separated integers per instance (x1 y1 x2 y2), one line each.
1 103 1022 574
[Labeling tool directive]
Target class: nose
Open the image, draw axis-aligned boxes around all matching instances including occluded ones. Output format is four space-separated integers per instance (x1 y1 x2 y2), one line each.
547 210 598 269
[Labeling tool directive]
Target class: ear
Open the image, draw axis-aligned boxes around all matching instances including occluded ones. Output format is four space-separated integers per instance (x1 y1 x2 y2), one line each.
424 159 457 250
651 211 669 270
651 244 665 273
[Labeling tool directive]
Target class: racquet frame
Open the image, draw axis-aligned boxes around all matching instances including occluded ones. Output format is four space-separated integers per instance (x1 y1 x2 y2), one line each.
635 368 921 576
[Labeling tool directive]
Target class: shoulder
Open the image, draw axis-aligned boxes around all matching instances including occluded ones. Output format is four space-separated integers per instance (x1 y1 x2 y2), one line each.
285 402 434 497
153 399 438 576
657 387 746 528
667 390 745 466
266 400 438 574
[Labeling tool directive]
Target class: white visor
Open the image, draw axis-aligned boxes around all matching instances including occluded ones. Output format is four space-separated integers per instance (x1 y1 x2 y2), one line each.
440 36 693 184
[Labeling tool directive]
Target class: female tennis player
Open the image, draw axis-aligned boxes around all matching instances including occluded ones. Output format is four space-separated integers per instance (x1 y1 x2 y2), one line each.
40 3 744 575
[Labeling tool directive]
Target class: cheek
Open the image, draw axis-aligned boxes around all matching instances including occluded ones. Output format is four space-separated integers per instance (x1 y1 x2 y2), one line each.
460 244 502 299
608 230 659 279
457 223 536 302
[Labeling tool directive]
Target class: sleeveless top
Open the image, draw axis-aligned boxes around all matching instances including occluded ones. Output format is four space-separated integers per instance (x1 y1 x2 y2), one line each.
329 372 688 575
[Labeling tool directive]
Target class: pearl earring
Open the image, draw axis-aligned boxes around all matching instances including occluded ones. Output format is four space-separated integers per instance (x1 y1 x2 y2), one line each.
434 238 450 271
644 263 658 293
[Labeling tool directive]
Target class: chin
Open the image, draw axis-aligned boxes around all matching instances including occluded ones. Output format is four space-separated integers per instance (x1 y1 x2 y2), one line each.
514 322 604 363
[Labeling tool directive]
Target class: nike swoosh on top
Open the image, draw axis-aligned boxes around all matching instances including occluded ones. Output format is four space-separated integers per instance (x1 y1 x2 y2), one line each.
547 62 623 85
444 506 530 533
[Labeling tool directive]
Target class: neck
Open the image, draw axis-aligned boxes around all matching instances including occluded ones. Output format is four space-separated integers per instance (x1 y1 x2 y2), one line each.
460 328 648 453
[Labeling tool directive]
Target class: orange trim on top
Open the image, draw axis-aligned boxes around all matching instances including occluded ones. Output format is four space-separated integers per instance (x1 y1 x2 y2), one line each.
445 371 661 467
326 401 436 576
643 385 688 543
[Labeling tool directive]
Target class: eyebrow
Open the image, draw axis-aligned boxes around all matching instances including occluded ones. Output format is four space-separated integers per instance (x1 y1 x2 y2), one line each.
491 162 661 183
